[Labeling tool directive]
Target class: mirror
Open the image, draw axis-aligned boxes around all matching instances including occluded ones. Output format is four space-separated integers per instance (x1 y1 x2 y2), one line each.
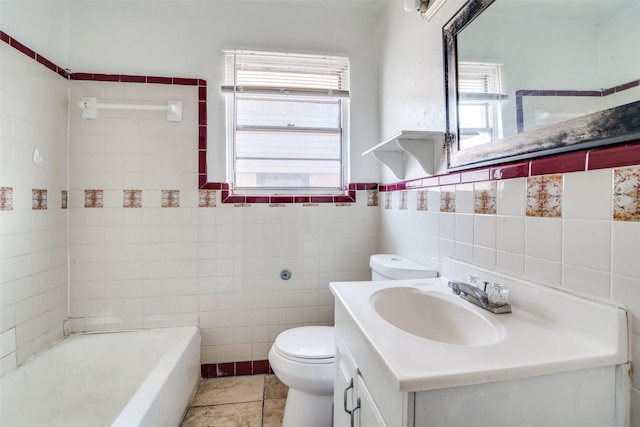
444 0 640 170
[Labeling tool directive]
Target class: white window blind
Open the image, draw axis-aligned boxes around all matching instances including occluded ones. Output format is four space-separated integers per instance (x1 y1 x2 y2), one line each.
222 50 350 97
223 50 350 193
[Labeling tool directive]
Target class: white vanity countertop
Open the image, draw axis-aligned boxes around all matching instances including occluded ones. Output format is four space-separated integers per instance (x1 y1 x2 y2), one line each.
330 274 629 392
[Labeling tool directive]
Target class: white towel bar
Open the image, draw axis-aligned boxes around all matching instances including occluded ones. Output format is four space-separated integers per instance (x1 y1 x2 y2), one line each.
79 97 182 122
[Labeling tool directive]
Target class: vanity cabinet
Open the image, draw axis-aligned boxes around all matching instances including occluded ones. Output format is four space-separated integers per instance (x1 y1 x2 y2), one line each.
334 329 390 427
333 292 624 427
334 305 414 427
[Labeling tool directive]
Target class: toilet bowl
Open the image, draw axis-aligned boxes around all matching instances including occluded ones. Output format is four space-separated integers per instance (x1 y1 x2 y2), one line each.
268 326 335 427
268 254 437 427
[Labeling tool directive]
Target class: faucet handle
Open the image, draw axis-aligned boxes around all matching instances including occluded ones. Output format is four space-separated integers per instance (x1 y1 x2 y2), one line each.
487 282 509 306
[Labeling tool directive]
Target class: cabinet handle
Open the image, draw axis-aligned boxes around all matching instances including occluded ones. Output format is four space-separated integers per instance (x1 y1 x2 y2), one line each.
349 397 361 427
343 378 354 414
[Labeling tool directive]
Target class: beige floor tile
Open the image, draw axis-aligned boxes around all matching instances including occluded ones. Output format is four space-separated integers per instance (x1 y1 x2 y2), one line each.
262 398 286 427
181 401 262 427
192 376 265 407
264 375 288 400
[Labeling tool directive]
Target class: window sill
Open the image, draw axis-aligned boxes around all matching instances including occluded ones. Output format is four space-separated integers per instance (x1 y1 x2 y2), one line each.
200 182 378 205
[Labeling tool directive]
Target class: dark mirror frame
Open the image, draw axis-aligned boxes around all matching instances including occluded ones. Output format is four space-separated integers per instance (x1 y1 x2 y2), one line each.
443 0 640 171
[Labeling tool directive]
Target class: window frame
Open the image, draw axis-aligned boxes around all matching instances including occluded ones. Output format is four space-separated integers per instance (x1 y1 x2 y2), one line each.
223 50 350 195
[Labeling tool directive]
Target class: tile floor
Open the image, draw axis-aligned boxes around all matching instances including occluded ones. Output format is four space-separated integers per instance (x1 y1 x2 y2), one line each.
180 374 288 427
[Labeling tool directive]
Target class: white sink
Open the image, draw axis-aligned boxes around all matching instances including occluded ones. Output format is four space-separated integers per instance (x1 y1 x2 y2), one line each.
370 287 504 346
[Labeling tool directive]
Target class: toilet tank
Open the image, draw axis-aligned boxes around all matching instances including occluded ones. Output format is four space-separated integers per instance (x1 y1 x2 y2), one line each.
369 254 438 280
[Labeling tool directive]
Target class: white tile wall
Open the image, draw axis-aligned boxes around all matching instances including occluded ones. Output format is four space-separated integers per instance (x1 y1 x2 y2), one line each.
66 79 378 364
0 43 69 377
379 169 640 422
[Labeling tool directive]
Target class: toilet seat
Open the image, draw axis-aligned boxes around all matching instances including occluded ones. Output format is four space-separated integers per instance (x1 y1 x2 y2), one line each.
273 326 335 364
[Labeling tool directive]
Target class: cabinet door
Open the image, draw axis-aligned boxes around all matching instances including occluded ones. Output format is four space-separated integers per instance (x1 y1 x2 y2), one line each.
356 374 388 427
334 330 357 427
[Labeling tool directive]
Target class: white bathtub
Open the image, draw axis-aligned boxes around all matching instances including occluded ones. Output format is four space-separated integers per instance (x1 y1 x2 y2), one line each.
0 327 200 427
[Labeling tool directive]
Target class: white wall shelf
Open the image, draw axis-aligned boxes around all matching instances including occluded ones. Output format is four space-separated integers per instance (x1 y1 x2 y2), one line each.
362 130 444 179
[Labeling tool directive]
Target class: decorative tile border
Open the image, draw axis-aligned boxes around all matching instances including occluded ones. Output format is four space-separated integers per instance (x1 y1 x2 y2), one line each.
399 191 408 210
417 190 427 211
384 192 392 209
32 189 47 210
367 190 378 207
474 181 497 215
198 189 217 207
613 166 640 221
161 190 180 208
0 187 13 211
5 30 640 219
84 190 104 208
440 189 455 213
525 174 562 218
61 190 68 209
123 189 142 208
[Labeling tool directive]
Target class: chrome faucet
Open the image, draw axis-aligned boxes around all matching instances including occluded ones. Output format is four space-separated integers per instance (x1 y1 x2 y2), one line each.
447 280 512 314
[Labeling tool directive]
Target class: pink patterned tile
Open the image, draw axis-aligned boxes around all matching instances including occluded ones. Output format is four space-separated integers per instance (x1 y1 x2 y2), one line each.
384 192 392 209
417 190 428 211
123 189 142 208
399 191 408 210
32 189 47 210
474 181 497 215
613 166 640 221
526 174 562 217
199 189 217 207
161 190 180 208
367 190 378 207
61 190 68 209
0 187 13 210
84 189 104 208
440 189 455 213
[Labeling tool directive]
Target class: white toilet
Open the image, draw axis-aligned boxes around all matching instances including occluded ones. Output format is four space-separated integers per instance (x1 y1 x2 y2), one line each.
268 254 437 427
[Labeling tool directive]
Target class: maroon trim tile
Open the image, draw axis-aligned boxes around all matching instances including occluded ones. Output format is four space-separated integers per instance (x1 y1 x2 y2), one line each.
235 361 253 376
199 174 209 189
271 195 294 204
334 195 354 203
173 77 198 86
530 151 587 176
199 151 207 173
357 183 378 190
490 161 530 180
10 38 36 59
121 75 147 83
588 141 640 170
438 172 461 186
198 127 207 150
199 86 207 101
310 196 334 203
217 362 235 377
35 55 58 74
246 196 270 204
201 363 217 378
222 195 246 204
294 196 310 203
147 76 173 84
348 190 356 199
0 31 10 44
199 101 207 125
253 360 270 375
461 168 490 183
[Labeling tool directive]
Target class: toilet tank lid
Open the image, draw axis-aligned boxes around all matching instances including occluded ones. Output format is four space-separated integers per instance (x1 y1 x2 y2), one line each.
275 326 335 360
369 254 437 279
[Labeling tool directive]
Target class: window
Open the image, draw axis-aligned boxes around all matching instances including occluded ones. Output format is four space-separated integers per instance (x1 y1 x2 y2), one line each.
457 61 506 149
223 50 350 194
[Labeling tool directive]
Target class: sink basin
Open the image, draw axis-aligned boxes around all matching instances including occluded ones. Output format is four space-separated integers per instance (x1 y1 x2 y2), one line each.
370 287 504 346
